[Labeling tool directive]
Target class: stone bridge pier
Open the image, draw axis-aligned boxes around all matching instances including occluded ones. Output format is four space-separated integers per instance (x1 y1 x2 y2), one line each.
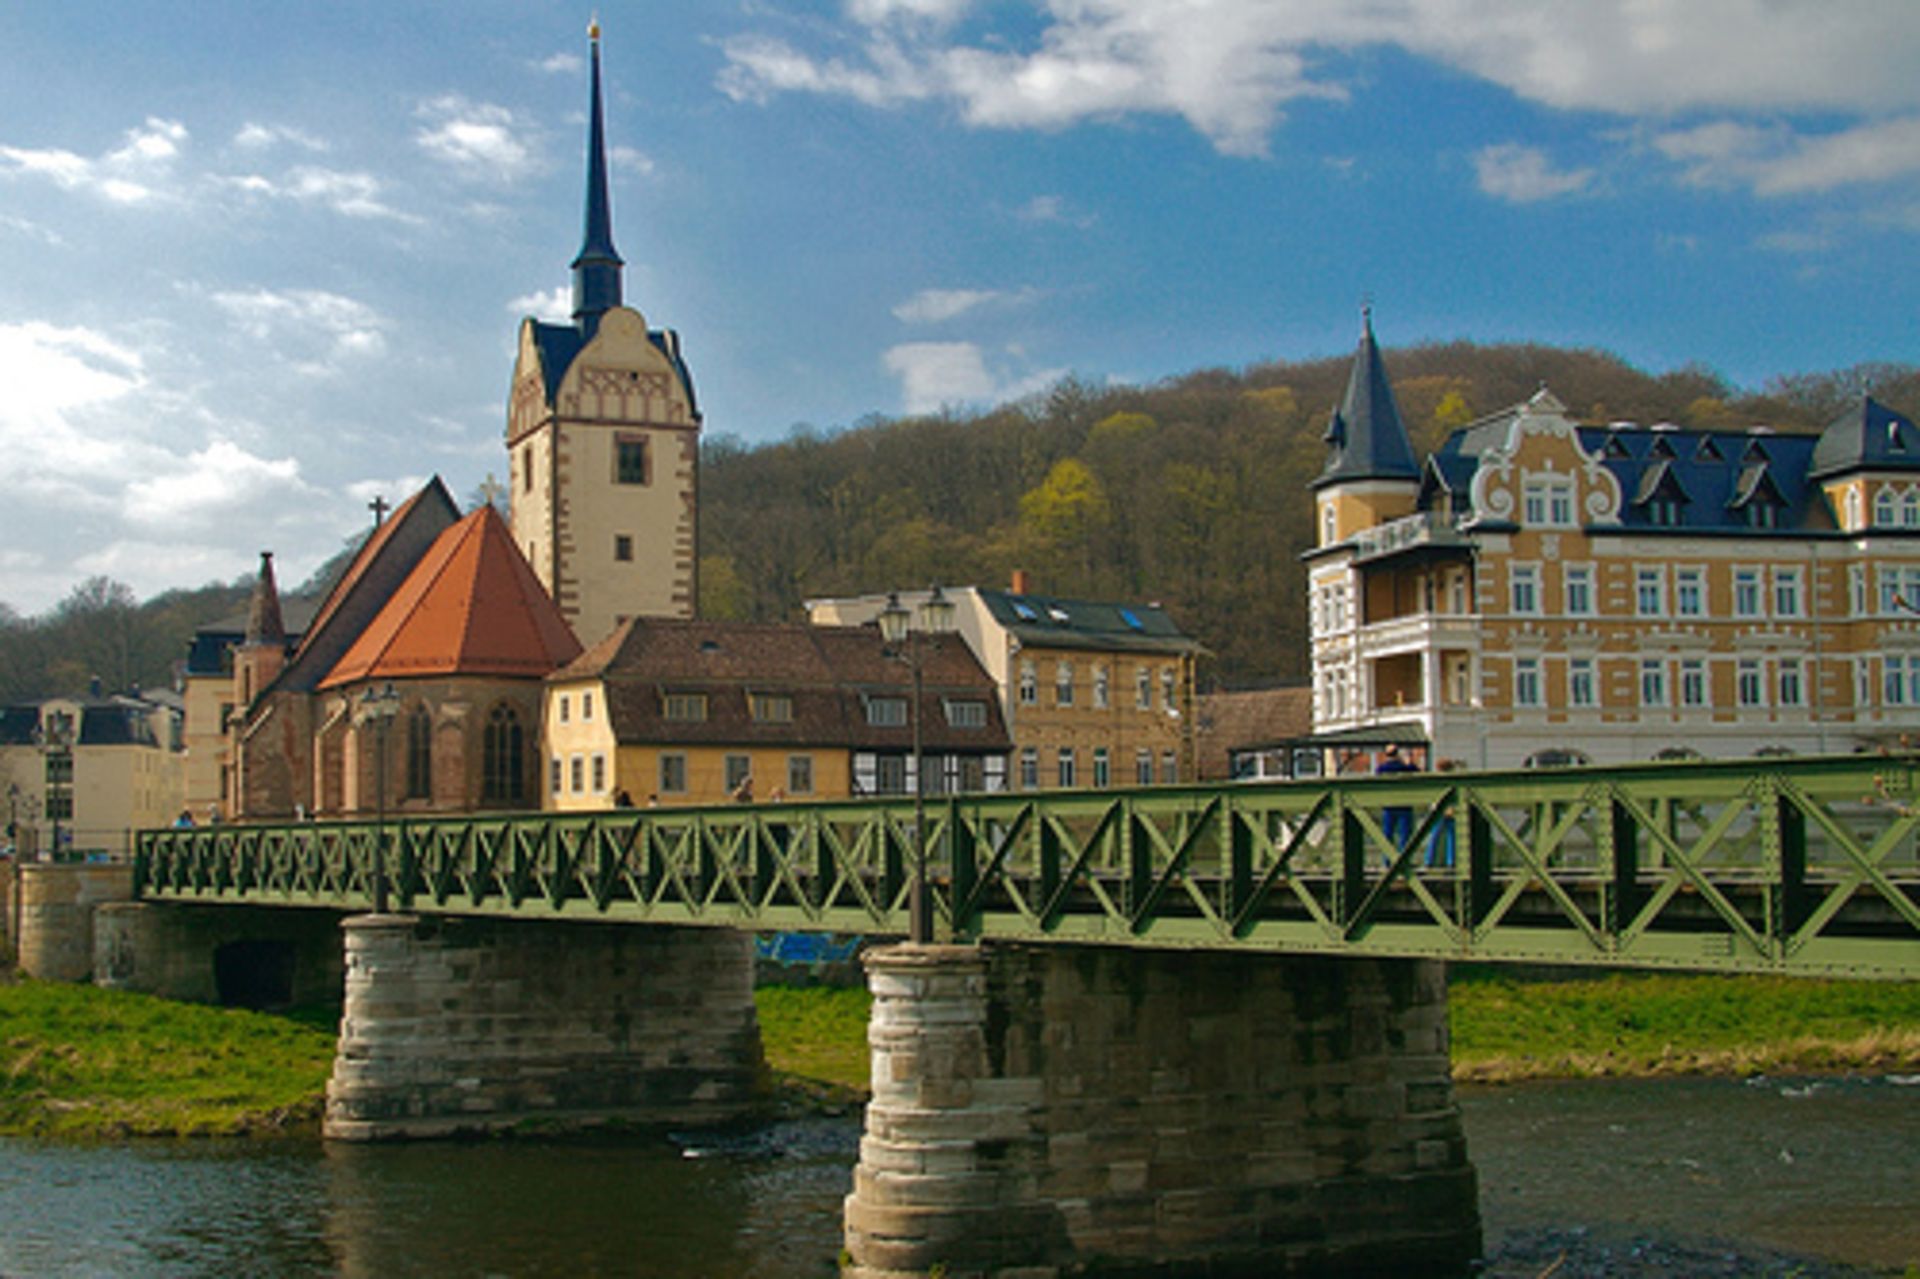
323 915 761 1140
844 943 1480 1279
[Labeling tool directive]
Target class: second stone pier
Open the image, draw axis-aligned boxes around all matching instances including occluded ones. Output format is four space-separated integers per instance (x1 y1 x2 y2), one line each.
843 942 1480 1278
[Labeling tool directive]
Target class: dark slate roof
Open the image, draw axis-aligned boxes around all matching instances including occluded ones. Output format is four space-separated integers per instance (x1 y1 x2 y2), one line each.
185 596 319 678
0 705 39 746
557 617 1010 753
524 319 700 420
570 26 624 340
1808 396 1920 480
975 589 1204 656
1313 311 1420 490
265 479 461 696
1434 407 1833 535
0 698 160 748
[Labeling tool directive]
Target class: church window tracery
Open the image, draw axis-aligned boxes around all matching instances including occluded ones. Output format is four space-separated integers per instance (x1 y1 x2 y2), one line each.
485 704 527 803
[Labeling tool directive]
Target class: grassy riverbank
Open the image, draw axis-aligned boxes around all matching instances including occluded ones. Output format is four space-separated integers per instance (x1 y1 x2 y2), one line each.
758 970 1920 1094
0 980 334 1138
0 969 1915 1139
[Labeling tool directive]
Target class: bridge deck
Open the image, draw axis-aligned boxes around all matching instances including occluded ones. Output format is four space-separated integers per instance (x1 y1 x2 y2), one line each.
137 754 1920 979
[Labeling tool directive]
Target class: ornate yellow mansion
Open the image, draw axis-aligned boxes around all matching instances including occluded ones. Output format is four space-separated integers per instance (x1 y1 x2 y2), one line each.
1308 313 1920 769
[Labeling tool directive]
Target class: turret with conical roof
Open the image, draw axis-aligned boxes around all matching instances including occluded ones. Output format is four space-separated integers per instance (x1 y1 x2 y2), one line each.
1310 310 1421 547
571 18 624 340
1314 308 1420 491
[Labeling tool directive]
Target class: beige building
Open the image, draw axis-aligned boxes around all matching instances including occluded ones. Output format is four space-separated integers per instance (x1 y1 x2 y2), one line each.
506 25 698 650
545 616 1010 809
1308 314 1920 769
1 692 184 859
807 582 1203 790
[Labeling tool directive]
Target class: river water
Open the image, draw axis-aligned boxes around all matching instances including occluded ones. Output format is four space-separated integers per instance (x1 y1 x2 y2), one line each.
0 1076 1910 1278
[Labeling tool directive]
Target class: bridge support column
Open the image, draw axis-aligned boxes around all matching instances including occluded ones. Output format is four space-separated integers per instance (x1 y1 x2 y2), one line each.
844 944 1479 1279
14 863 133 981
325 915 761 1140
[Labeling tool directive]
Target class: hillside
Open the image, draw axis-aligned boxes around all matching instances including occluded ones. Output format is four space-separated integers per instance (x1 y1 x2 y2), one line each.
3 342 1914 700
698 342 1920 688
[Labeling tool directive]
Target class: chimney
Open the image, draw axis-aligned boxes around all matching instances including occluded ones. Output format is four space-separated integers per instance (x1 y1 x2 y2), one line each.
1010 569 1032 595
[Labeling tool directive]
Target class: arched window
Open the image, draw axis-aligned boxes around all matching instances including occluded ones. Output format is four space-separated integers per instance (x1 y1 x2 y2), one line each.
404 704 432 800
1875 488 1896 527
1903 489 1919 527
484 704 526 803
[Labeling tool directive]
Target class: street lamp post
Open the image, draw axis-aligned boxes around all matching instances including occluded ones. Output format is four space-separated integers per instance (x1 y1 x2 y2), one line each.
357 683 401 914
878 586 955 945
32 714 74 863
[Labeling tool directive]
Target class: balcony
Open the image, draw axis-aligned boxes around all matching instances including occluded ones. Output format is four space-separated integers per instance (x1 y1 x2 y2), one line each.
1351 512 1470 564
1354 611 1482 657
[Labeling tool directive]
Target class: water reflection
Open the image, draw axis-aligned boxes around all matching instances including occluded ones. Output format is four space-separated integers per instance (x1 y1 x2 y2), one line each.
0 1081 1907 1276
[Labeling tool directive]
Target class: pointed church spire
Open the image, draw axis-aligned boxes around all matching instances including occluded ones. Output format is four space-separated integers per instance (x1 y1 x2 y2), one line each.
571 16 624 341
1312 307 1420 490
244 551 286 648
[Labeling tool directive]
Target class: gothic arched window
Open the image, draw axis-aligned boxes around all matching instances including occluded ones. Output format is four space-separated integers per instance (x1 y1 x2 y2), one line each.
404 704 432 800
484 704 526 803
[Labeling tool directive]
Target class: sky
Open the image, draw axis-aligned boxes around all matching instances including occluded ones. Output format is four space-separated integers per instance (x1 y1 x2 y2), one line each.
2 1 1918 618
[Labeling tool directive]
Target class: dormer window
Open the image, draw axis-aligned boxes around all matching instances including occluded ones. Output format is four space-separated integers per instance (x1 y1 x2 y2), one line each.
1522 476 1575 527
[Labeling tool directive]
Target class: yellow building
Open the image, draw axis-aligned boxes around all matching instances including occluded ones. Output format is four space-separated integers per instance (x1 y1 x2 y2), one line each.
807 583 1203 789
1 693 184 859
506 25 698 650
1308 314 1920 768
545 616 1010 810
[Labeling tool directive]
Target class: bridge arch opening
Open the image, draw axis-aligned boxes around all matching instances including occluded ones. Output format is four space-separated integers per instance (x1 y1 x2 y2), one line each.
213 939 296 1010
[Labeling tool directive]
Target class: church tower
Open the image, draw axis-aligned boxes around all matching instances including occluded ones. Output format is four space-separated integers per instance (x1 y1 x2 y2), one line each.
507 20 700 648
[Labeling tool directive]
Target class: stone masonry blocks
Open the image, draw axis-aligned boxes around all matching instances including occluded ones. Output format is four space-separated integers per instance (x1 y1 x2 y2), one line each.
324 915 762 1140
842 943 1480 1279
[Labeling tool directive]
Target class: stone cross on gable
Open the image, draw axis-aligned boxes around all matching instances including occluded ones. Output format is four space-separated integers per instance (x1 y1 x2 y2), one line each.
369 494 390 528
475 473 507 512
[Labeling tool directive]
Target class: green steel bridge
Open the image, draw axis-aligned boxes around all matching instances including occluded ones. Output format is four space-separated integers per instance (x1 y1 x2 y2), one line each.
137 753 1920 979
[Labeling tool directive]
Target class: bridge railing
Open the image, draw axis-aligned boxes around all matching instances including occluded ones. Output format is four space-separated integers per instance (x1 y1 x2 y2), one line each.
136 753 1920 978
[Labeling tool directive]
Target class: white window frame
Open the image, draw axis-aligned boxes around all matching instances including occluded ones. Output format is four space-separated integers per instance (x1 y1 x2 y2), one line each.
1635 567 1666 618
1738 658 1766 708
1564 564 1593 617
1680 659 1707 708
1639 658 1668 708
1568 658 1595 708
1510 563 1541 617
1675 567 1705 619
1772 568 1802 619
1733 568 1763 619
1514 657 1542 708
1777 658 1804 708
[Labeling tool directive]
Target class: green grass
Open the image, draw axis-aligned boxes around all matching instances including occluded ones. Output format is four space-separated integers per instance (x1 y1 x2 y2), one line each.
1449 969 1920 1082
754 972 1920 1095
0 980 335 1138
755 985 873 1101
3 968 1915 1140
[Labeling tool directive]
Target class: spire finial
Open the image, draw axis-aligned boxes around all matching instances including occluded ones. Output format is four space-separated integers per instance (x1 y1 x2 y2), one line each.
588 12 600 41
571 17 624 339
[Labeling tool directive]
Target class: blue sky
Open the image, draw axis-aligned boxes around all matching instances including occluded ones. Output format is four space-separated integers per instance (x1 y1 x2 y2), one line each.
2 1 1917 617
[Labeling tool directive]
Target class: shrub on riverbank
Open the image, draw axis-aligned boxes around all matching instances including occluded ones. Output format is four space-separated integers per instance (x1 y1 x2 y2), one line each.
0 980 333 1138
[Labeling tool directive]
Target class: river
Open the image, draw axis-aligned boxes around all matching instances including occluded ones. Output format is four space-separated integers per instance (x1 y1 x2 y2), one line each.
0 1076 1910 1277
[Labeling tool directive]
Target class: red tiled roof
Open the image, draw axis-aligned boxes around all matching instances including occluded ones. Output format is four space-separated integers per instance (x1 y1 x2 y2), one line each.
319 505 581 688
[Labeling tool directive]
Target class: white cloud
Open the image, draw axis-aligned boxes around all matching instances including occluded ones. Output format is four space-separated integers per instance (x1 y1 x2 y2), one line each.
538 52 584 74
415 96 539 180
0 116 187 205
883 340 1066 414
208 288 389 363
719 1 1920 156
122 439 303 525
1656 116 1920 196
233 122 329 152
221 165 418 223
1013 193 1095 227
1473 143 1593 203
893 286 1037 323
507 286 573 322
885 341 996 412
610 145 655 177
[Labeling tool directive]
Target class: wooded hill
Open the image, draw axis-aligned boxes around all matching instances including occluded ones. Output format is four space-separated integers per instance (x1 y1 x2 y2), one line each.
697 342 1919 688
3 342 1915 702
